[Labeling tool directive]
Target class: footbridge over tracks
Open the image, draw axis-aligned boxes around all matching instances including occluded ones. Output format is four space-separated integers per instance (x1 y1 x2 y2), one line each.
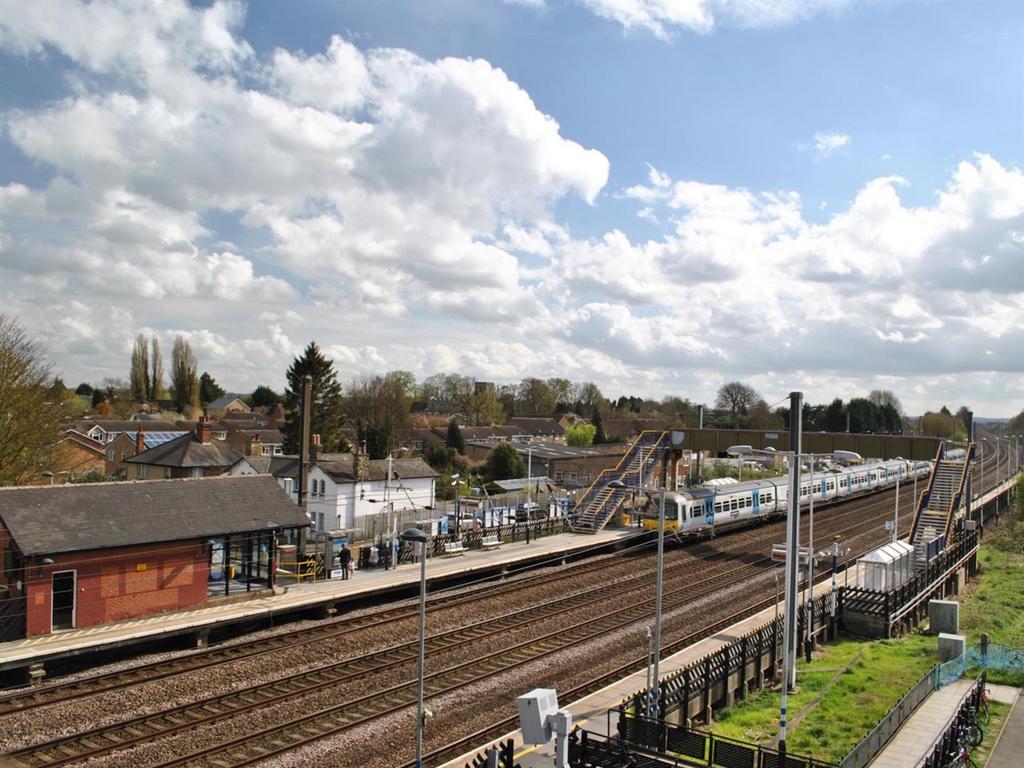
675 428 943 461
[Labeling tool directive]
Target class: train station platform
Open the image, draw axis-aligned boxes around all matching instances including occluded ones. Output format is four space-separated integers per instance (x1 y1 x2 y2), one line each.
0 527 643 679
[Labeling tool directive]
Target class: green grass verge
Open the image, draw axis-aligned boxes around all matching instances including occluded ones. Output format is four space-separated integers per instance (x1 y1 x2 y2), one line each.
711 634 938 763
961 495 1024 686
972 700 1011 767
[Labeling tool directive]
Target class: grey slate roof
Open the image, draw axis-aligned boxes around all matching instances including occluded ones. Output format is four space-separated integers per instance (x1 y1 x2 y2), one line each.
208 394 250 412
125 432 242 468
0 475 309 556
315 453 439 483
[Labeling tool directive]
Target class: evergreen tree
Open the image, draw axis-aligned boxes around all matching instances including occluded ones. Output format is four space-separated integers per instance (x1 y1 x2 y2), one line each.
484 443 525 481
282 342 347 453
592 411 607 444
149 336 164 400
446 420 466 453
171 336 199 414
251 384 282 408
75 382 93 397
199 372 225 405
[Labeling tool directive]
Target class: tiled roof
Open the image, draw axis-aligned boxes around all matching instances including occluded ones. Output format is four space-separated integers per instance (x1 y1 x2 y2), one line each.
315 453 439 483
208 394 250 411
75 419 179 433
0 475 309 556
125 432 242 468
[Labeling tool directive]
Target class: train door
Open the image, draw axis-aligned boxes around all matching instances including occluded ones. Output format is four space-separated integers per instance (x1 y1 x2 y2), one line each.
705 494 716 527
51 570 76 631
752 489 761 515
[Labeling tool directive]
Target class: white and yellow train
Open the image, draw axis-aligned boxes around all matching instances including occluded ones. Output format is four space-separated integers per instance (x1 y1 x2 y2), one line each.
640 458 932 535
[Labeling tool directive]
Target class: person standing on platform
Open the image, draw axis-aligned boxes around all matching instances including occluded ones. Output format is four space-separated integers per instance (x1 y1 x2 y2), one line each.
339 544 352 580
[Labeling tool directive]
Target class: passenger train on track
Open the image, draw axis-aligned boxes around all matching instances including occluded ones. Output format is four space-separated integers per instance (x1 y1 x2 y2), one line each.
641 458 932 535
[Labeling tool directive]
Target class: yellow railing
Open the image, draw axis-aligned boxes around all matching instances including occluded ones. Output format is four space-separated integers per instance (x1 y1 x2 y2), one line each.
573 430 667 516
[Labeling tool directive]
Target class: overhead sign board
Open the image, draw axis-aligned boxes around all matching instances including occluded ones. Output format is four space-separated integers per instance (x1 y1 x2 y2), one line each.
771 544 811 564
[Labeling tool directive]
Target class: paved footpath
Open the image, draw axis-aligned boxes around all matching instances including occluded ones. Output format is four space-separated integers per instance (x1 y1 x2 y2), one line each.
988 685 1024 768
870 678 975 768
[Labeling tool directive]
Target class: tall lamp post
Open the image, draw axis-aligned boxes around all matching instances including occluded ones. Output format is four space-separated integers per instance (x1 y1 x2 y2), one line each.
400 527 429 768
609 476 665 718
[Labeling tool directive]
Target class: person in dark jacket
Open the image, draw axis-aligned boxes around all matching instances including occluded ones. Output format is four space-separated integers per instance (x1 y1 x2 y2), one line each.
339 544 352 580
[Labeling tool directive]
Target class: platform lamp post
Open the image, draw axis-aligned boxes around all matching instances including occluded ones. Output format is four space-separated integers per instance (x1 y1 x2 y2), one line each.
400 527 429 768
609 476 663 718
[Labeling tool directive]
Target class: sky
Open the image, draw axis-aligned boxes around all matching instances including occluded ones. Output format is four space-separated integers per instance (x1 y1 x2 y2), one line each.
0 0 1022 416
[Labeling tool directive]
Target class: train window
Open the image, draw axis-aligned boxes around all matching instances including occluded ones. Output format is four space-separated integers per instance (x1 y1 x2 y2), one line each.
715 503 723 513
731 499 738 511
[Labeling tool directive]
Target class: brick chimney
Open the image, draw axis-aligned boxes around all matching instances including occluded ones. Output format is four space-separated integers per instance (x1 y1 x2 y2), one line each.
355 445 369 481
196 412 212 444
248 433 262 457
311 433 321 462
135 426 145 454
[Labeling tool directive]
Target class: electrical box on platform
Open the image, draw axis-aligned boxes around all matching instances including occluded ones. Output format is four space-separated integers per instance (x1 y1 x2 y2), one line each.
517 688 558 744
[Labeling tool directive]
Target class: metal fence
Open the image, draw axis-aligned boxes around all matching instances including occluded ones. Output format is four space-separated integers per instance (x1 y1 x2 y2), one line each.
842 528 978 636
613 711 833 768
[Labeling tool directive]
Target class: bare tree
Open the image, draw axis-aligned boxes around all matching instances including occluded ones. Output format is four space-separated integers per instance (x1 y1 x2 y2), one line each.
171 336 199 414
715 381 759 427
0 314 68 485
868 389 903 416
149 335 164 401
129 333 149 402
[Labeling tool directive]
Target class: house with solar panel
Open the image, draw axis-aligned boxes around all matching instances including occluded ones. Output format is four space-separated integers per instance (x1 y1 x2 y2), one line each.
103 427 191 480
123 415 244 480
75 419 180 445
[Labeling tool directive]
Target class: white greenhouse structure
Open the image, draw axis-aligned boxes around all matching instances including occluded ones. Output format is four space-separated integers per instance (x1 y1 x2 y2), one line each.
857 540 915 592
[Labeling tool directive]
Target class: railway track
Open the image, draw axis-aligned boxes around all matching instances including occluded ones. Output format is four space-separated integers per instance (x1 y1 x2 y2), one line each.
0 533 644 716
3 450 1015 768
6 486 920 768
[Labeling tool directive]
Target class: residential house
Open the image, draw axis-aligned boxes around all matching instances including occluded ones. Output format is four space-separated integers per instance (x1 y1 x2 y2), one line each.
509 417 566 440
75 419 179 445
225 428 286 458
125 416 243 479
304 451 438 534
47 431 106 481
103 428 190 480
393 428 445 454
175 419 229 441
206 394 250 415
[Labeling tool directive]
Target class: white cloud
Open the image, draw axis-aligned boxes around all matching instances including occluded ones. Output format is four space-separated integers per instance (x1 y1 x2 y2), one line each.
568 0 859 38
813 131 851 158
0 2 1020 417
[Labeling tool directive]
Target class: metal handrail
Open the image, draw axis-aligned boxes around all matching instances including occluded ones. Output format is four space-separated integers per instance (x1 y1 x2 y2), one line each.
909 441 946 544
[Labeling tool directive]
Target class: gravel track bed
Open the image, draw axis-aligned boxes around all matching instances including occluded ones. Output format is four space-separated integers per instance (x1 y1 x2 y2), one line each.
0 538 760 749
3 496 914 764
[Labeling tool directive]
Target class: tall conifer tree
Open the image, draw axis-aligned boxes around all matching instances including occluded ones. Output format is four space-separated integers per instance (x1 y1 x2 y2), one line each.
282 342 347 453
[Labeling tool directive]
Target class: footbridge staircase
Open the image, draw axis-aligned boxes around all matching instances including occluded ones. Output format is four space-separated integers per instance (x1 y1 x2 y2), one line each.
571 430 670 533
908 441 974 569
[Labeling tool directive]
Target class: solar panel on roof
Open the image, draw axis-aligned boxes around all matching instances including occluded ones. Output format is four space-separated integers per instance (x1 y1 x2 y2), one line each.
143 431 189 448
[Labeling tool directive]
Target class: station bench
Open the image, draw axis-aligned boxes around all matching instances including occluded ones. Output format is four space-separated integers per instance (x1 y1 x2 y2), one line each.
444 541 466 557
481 535 501 551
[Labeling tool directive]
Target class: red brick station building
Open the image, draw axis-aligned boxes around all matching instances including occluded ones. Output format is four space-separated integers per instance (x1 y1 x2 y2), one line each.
0 476 308 639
